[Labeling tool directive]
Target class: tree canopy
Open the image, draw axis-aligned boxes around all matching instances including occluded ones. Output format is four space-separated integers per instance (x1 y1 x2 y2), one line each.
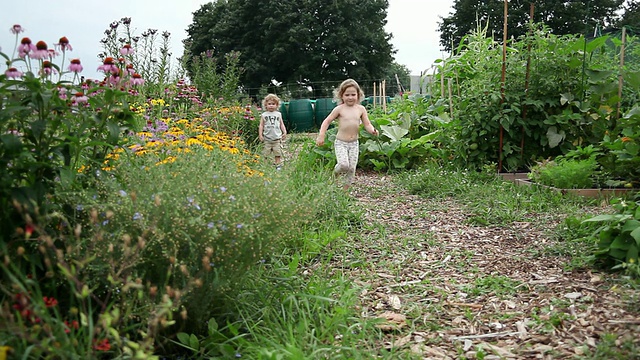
438 0 625 53
184 0 395 96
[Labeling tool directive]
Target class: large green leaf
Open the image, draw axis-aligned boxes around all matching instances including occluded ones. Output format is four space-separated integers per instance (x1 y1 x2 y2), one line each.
546 126 566 148
380 125 409 142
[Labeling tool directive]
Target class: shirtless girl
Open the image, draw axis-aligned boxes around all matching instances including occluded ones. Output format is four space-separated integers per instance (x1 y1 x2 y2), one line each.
316 79 379 188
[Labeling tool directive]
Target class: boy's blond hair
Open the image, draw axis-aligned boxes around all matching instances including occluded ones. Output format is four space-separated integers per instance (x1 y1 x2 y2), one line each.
262 93 281 109
333 79 364 104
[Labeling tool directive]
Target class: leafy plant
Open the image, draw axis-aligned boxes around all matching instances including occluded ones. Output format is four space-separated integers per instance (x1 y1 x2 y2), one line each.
528 158 598 189
583 197 640 277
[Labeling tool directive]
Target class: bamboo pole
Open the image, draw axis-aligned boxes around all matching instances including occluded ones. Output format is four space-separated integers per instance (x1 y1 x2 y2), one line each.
617 27 626 122
383 80 387 112
521 2 534 164
448 78 454 120
440 68 445 98
373 82 377 109
498 0 508 173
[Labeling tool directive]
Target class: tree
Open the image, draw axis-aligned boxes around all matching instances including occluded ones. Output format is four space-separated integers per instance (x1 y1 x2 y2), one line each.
438 0 625 53
185 0 395 97
616 0 640 28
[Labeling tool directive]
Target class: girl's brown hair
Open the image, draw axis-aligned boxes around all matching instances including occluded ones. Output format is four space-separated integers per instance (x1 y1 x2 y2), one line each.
333 79 364 104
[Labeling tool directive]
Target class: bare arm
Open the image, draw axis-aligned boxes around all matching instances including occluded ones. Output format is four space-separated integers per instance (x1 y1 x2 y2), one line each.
360 106 378 136
316 106 341 146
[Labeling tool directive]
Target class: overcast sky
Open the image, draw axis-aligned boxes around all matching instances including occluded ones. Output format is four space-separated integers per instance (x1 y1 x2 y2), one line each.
0 0 454 79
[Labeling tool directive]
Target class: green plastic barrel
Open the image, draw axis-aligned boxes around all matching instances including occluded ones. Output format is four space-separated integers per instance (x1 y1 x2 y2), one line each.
314 98 337 127
288 99 314 132
279 102 289 128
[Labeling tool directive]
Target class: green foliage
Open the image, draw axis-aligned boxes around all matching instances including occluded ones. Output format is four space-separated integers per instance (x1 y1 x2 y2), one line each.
185 0 394 93
189 50 245 102
0 37 137 244
583 196 640 277
528 158 598 189
395 162 592 226
438 0 624 53
433 21 640 180
99 17 181 94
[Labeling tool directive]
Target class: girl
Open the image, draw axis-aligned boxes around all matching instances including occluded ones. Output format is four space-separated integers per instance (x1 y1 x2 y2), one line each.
316 79 378 188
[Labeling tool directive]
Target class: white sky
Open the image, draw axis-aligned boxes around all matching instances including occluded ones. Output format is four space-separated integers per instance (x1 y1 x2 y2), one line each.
0 0 454 79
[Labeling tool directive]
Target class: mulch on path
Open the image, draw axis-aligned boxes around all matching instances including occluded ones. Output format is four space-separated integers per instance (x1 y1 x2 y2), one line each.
324 169 640 359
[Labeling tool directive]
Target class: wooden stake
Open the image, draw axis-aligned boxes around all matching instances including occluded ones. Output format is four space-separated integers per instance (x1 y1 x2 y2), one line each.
498 0 508 173
383 80 387 112
373 82 377 109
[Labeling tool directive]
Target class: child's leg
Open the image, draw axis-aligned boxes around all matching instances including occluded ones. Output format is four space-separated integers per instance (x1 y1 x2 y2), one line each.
273 140 283 165
333 140 350 175
344 140 359 185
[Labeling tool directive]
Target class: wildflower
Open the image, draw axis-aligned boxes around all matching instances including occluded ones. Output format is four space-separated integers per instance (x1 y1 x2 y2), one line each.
30 40 50 60
43 296 58 308
41 61 57 76
18 37 36 57
125 63 134 75
93 338 111 351
47 48 60 58
64 320 79 333
69 58 83 73
10 24 24 34
133 212 142 220
55 36 72 51
24 224 34 238
131 73 144 86
5 67 23 79
120 44 134 55
97 57 118 74
119 190 127 197
72 92 88 104
621 137 632 142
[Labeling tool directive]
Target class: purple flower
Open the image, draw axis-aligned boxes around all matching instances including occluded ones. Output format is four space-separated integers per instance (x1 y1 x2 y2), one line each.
69 59 83 73
10 24 24 35
55 36 72 52
120 44 134 55
5 67 23 79
133 212 142 220
119 190 127 197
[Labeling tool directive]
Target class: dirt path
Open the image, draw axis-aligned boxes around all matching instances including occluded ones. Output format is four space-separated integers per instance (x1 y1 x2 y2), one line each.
329 170 640 359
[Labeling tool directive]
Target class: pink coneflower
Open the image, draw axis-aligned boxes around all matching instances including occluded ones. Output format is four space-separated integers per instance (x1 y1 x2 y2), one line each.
18 37 36 58
48 48 60 58
72 91 88 104
125 63 134 75
97 57 118 74
10 24 24 34
55 36 72 52
58 86 68 100
69 58 83 73
130 73 144 86
30 40 50 60
41 61 57 76
5 67 23 79
119 44 134 55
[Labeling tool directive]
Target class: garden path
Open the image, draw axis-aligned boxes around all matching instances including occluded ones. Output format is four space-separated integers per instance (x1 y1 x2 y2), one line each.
321 169 639 359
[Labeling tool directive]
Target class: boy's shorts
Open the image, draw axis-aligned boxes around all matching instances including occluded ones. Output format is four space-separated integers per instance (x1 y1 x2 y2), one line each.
263 139 283 157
